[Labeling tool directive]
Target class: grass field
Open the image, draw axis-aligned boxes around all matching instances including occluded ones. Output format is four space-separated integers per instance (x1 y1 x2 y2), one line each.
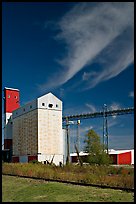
2 175 134 202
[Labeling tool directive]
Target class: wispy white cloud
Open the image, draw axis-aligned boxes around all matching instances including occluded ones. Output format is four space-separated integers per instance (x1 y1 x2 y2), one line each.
109 102 121 110
85 103 97 112
83 33 134 90
80 125 94 135
109 102 122 119
82 71 97 81
129 91 134 98
38 2 134 92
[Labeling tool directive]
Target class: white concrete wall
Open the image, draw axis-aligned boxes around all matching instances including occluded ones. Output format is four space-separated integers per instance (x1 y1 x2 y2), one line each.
63 128 67 165
37 109 63 163
37 92 62 111
38 154 64 166
37 93 64 165
12 109 38 156
37 109 63 154
5 113 12 125
131 149 134 165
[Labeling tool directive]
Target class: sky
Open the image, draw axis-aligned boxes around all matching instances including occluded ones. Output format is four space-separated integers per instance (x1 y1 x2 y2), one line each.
2 2 134 152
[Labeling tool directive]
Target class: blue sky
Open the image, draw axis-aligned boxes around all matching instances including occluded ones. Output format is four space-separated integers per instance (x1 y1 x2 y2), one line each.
2 2 134 152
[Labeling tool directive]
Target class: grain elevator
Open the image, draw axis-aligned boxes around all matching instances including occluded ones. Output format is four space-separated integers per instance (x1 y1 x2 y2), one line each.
3 87 66 165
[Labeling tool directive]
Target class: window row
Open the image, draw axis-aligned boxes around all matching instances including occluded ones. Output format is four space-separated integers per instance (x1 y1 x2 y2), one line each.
8 95 18 99
15 103 59 115
42 103 58 108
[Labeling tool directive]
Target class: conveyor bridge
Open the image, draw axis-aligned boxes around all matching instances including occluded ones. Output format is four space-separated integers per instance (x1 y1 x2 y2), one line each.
62 107 134 121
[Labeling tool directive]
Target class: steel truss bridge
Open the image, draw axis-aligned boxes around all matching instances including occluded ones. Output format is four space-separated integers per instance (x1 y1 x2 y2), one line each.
62 106 134 163
62 107 134 121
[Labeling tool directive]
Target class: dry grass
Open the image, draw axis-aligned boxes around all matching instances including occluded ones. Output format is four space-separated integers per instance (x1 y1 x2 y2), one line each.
2 162 134 189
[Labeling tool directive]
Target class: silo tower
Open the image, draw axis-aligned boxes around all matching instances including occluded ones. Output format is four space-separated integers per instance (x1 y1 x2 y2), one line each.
3 87 20 150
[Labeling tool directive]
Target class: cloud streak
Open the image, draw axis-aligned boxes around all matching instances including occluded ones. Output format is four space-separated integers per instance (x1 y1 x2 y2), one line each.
129 91 134 98
38 2 134 92
85 103 97 112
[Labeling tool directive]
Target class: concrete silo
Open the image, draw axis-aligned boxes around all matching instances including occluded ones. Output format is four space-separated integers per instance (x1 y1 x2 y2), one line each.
12 92 66 165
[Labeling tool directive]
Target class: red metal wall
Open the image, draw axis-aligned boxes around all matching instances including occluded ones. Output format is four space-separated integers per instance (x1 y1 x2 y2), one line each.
28 155 38 162
4 88 20 113
4 139 12 149
117 152 131 165
12 156 19 163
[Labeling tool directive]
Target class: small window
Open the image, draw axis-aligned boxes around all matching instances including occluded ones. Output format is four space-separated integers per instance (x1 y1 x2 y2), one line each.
48 104 53 108
42 103 45 106
30 105 32 109
16 112 18 115
23 108 25 111
8 95 10 98
56 104 58 108
11 122 13 125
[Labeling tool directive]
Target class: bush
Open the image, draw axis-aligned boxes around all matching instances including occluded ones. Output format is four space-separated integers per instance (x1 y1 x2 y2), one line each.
86 152 112 165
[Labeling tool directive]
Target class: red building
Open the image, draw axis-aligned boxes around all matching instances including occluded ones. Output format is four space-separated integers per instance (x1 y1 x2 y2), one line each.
3 87 20 162
70 149 134 165
108 149 134 165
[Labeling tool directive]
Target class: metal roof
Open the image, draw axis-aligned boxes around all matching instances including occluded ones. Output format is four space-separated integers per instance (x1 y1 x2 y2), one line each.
70 149 134 156
4 87 19 91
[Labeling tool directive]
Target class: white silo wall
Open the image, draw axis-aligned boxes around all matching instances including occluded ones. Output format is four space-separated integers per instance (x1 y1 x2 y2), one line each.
62 128 67 164
131 149 134 165
37 109 63 155
37 93 64 165
12 109 38 156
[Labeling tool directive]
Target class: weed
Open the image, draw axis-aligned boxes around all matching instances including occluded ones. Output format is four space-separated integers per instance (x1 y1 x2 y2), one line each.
2 163 134 189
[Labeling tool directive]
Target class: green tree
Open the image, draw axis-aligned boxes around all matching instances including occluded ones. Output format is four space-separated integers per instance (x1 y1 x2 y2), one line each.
84 129 112 165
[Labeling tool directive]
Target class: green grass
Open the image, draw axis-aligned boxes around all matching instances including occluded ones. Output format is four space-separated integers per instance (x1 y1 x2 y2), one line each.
2 175 134 202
